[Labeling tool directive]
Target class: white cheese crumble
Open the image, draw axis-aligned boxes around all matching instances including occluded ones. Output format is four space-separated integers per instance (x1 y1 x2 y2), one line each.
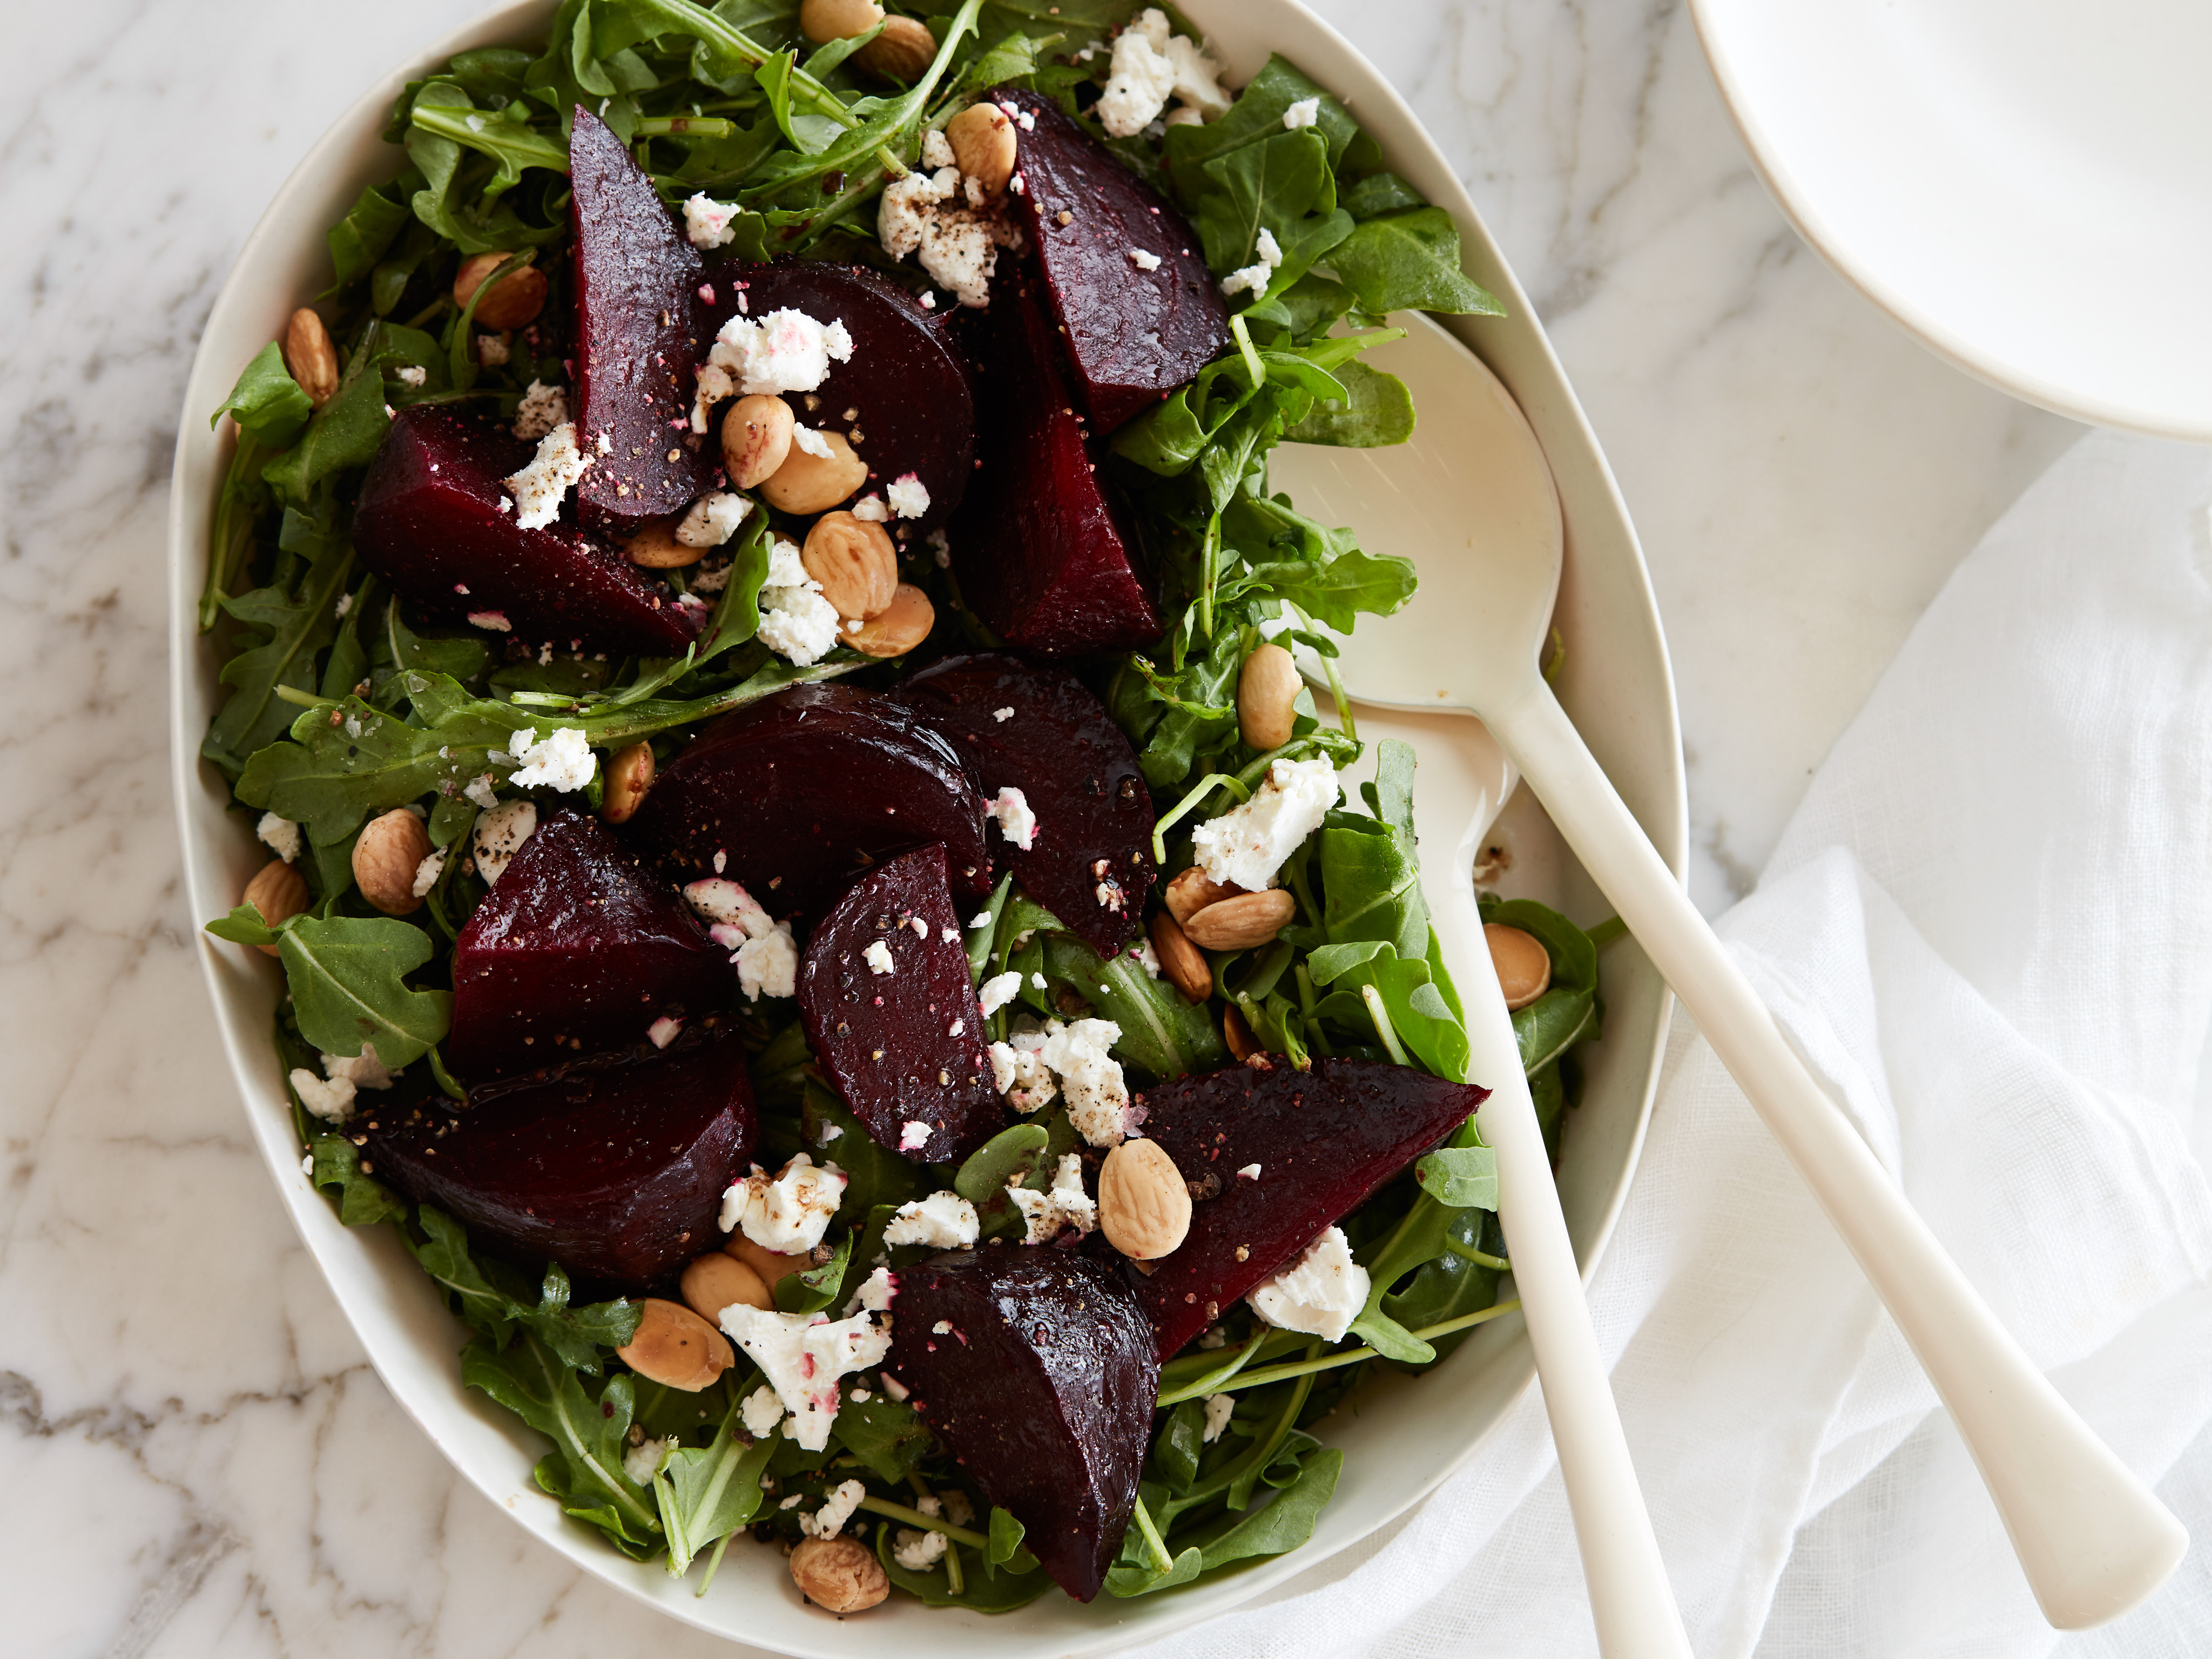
900 1120 932 1151
1008 1154 1097 1243
986 786 1037 851
505 724 596 792
477 332 511 366
1097 10 1179 137
802 1479 867 1540
865 939 896 975
1191 756 1341 891
977 970 1023 1016
877 165 1022 308
719 1279 893 1453
472 798 537 886
684 192 740 249
969 909 994 928
684 875 800 1002
1238 1163 1262 1180
885 473 930 519
921 126 956 170
290 1068 356 1124
790 421 833 459
1282 96 1321 130
410 846 447 898
884 1190 980 1250
710 307 855 399
987 1040 1057 1113
1202 1393 1236 1443
395 364 428 388
991 707 1014 723
648 1015 683 1049
676 490 751 548
257 812 302 863
511 379 569 442
323 1043 398 1091
740 1383 785 1440
1132 939 1162 979
467 610 512 632
1247 1225 1370 1343
622 1435 669 1486
1034 1019 1130 1147
849 493 889 522
1220 227 1285 300
721 1154 846 1253
1129 248 1163 272
757 536 843 666
894 1529 949 1572
503 420 591 530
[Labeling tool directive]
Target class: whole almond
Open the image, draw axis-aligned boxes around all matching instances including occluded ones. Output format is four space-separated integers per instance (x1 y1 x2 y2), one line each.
680 1252 773 1323
724 1235 808 1291
616 1297 735 1392
803 511 898 621
1485 922 1553 1011
947 103 1017 196
1100 1138 1193 1260
453 251 549 331
1148 911 1211 1002
799 0 882 42
1223 1003 1257 1062
854 13 934 80
1163 865 1238 926
847 583 935 658
242 859 307 957
352 809 432 916
721 393 795 489
282 308 339 408
622 517 699 569
761 427 867 515
1182 888 1297 951
601 741 656 824
790 1535 889 1613
1237 643 1300 752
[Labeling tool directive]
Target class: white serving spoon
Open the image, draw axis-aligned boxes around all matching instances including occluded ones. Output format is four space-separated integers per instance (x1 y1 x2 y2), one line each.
1294 315 2187 1631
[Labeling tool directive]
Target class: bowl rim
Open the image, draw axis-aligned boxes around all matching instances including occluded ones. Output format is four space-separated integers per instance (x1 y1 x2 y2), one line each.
166 2 1685 1649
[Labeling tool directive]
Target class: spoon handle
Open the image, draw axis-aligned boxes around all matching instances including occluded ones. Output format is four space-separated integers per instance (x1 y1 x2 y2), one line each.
1492 676 2188 1629
1438 875 1695 1659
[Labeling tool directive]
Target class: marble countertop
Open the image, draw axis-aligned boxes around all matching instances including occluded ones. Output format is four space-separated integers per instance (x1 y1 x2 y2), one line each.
0 0 2080 1653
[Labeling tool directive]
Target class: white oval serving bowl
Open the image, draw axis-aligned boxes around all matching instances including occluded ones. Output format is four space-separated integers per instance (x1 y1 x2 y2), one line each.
167 3 1685 1650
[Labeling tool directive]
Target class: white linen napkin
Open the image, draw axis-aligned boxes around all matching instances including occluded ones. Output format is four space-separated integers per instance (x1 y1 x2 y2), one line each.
1126 427 2212 1657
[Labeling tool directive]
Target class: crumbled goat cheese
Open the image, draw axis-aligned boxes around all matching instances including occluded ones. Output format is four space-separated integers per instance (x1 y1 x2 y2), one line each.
712 307 854 399
1165 32 1231 115
969 909 994 929
410 846 447 898
648 1015 683 1049
623 1435 668 1486
885 1191 980 1250
722 1154 847 1253
877 165 1022 308
849 493 889 522
1132 939 1162 979
756 536 844 666
790 421 834 459
333 591 353 619
900 1120 932 1151
257 812 302 863
505 724 596 792
865 939 896 975
977 970 1023 1017
684 193 740 249
685 877 772 936
992 707 1015 724
503 420 590 529
922 126 956 170
676 490 751 548
1097 9 1179 137
291 1065 358 1123
463 773 500 811
1247 1225 1370 1343
1008 1154 1097 1242
511 379 569 441
472 799 537 886
802 1479 867 1540
894 1529 949 1572
885 473 930 518
1191 756 1341 890
1282 96 1321 130
690 561 732 594
1256 227 1283 266
1129 248 1163 272
1203 1394 1236 1442
1220 227 1285 300
322 1043 398 1092
816 1119 845 1148
737 925 799 1001
908 915 929 940
467 610 512 632
941 927 960 945
477 331 511 366
1035 1019 1131 1147
395 364 428 388
987 1041 1057 1113
684 876 798 999
879 1373 910 1401
740 1384 785 1439
986 786 1037 851
720 1283 893 1453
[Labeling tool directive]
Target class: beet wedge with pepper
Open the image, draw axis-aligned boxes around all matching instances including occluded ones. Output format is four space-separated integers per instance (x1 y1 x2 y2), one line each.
1115 1058 1489 1357
798 842 1003 1163
989 86 1230 433
352 407 703 657
898 652 1153 955
446 810 732 1083
359 1027 756 1291
950 273 1159 655
627 683 993 919
882 1248 1158 1601
568 105 716 529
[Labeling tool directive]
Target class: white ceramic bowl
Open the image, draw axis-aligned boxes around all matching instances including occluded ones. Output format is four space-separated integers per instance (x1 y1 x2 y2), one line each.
167 3 1685 1650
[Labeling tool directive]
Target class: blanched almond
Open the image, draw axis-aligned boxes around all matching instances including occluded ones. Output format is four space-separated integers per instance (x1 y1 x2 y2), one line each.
802 511 898 621
1163 865 1238 926
680 1252 772 1322
1485 922 1553 1011
1100 1138 1192 1260
616 1297 734 1391
725 1235 808 1291
947 103 1017 196
242 859 307 957
1148 911 1211 1001
622 517 699 569
601 742 655 824
790 1535 889 1612
1237 643 1300 751
721 393 794 489
761 427 867 514
847 583 935 658
1182 888 1296 951
352 809 431 916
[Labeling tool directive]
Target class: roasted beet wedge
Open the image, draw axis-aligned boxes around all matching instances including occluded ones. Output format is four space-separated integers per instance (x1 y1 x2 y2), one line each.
1115 1058 1488 1356
883 1249 1157 1601
990 86 1229 433
353 407 702 656
798 844 1002 1162
569 105 716 528
697 260 973 532
359 1029 755 1290
627 683 992 918
898 653 1152 954
446 811 732 1083
950 274 1160 655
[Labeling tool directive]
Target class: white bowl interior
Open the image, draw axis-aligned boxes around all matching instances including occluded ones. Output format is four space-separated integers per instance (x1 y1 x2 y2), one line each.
166 3 1685 1651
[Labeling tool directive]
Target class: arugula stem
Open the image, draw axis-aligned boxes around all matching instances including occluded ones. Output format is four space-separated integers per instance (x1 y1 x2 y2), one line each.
1157 1300 1523 1405
1443 1237 1512 1272
1288 602 1356 740
1587 914 1628 950
582 658 862 746
200 431 265 632
1129 1494 1176 1576
943 1539 965 1594
695 1526 734 1596
1361 983 1410 1065
274 684 338 711
1149 771 1251 864
855 1495 990 1551
634 116 739 137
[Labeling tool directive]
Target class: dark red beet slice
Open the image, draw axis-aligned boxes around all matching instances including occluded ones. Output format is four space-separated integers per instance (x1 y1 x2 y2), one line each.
950 274 1160 655
446 810 733 1083
359 1029 755 1290
627 683 992 918
354 407 702 656
696 259 973 532
798 843 1002 1163
568 105 716 529
897 653 1152 955
990 86 1229 433
883 1249 1157 1601
1116 1058 1488 1357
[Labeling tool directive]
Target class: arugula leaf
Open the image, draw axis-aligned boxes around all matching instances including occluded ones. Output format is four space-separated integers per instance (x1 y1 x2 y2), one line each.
655 1405 776 1576
1286 360 1415 448
408 1206 643 1368
307 1130 409 1225
1323 206 1503 318
828 1394 932 1483
1188 1446 1342 1571
278 914 453 1067
202 544 354 771
210 342 312 446
260 367 392 505
1036 928 1226 1077
463 1331 663 1553
954 1123 1049 1205
1414 1144 1498 1209
327 176 418 291
771 1225 852 1312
